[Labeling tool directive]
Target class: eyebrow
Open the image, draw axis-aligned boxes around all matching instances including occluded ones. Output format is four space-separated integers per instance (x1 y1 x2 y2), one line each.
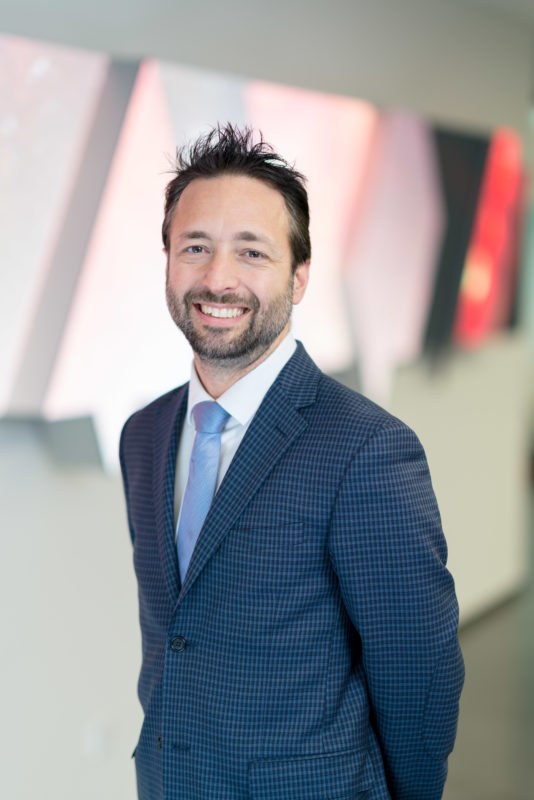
177 230 277 249
234 231 273 246
177 230 211 241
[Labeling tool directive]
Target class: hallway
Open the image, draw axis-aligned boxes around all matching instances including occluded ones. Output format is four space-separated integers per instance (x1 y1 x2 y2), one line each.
444 508 534 799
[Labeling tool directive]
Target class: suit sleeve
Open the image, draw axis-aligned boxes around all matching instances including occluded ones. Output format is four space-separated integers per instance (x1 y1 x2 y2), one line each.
328 422 464 800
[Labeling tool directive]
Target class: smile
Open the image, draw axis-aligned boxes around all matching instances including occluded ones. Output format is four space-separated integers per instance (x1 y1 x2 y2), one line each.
199 304 246 319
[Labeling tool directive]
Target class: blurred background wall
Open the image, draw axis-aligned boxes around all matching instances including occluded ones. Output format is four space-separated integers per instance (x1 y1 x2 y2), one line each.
1 1 533 798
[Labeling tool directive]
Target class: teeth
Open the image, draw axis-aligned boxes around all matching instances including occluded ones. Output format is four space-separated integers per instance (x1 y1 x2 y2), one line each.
200 305 244 318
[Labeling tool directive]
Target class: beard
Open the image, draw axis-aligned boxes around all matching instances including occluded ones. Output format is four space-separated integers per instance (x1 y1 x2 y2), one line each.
166 277 294 369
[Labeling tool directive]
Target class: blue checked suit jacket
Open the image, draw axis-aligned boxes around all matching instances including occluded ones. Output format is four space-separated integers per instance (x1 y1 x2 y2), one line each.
120 342 464 800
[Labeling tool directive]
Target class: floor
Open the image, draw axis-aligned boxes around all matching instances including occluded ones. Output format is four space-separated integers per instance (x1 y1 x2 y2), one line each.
443 512 534 799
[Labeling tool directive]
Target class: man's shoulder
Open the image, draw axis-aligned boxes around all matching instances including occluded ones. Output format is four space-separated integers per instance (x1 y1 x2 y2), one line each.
282 342 416 450
315 371 411 443
120 382 188 446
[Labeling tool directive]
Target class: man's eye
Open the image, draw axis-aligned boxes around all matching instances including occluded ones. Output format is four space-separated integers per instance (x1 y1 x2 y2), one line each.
186 245 205 254
244 249 263 259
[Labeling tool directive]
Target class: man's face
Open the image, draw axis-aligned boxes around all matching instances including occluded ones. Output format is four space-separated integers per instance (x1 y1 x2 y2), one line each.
165 174 309 369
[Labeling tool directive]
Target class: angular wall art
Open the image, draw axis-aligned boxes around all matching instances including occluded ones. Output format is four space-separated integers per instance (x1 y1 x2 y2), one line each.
1 32 523 468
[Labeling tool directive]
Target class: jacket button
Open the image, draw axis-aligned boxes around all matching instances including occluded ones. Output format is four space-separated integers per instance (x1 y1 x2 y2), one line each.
170 636 186 652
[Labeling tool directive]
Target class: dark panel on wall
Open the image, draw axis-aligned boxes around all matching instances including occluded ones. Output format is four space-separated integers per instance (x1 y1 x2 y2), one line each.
424 129 488 355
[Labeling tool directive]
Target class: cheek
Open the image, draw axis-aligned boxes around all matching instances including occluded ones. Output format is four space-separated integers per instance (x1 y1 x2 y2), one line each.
254 273 291 301
167 264 192 291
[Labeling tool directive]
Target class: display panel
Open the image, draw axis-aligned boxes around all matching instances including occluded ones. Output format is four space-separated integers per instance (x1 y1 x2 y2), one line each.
0 34 108 411
1 32 523 468
453 129 522 347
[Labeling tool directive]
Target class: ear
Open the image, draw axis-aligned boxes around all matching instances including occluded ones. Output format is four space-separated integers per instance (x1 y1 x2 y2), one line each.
292 260 310 305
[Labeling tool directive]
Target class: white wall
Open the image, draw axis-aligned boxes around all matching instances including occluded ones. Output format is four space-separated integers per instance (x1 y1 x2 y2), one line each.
390 333 532 622
0 421 141 799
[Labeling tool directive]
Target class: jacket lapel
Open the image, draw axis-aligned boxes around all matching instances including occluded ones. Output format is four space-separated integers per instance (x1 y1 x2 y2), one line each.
152 384 188 605
179 343 321 602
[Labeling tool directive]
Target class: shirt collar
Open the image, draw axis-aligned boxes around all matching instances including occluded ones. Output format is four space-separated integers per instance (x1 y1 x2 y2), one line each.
186 332 297 428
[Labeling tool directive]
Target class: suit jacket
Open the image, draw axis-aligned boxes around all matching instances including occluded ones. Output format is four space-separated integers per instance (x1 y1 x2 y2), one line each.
120 342 464 800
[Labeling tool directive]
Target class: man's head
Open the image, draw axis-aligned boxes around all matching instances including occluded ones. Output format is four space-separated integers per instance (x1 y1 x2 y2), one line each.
164 125 311 378
162 124 311 274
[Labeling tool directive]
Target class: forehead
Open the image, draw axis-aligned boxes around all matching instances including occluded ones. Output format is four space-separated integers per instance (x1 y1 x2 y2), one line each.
170 174 291 240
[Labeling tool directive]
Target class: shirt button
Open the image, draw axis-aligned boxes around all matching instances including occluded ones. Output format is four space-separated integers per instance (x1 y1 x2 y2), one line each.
170 636 186 652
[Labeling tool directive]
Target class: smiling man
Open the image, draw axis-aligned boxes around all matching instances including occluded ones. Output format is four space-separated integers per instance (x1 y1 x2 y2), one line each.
119 125 464 800
164 172 308 396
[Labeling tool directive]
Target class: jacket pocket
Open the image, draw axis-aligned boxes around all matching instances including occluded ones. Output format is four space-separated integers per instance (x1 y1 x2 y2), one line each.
248 747 372 800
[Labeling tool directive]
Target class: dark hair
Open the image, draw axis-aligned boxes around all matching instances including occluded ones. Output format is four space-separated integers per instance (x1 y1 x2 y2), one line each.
162 124 311 272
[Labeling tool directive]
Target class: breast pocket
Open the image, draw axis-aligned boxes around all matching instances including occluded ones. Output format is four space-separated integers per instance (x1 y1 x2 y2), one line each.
230 521 307 549
225 522 313 590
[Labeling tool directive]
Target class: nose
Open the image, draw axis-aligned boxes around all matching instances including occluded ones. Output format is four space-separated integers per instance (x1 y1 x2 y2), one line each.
201 249 240 294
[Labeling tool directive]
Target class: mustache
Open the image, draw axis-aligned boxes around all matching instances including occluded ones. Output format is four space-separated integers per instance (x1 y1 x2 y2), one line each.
184 289 259 311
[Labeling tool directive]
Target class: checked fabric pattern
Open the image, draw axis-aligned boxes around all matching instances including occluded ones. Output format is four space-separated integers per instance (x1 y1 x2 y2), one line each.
119 342 464 800
176 401 229 582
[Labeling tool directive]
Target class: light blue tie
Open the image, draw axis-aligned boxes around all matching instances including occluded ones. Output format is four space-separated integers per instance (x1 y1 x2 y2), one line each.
176 401 230 582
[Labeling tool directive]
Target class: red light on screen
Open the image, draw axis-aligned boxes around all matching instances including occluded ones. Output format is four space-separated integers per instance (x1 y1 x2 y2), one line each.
453 129 522 347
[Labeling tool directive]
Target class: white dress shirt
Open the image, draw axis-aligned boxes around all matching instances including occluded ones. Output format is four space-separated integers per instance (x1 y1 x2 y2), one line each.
174 333 297 529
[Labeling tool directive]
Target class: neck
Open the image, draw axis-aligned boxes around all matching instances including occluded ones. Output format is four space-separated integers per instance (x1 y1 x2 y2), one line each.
193 327 289 398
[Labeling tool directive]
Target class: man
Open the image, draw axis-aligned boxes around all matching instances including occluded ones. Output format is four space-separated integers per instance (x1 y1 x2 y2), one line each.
120 124 464 800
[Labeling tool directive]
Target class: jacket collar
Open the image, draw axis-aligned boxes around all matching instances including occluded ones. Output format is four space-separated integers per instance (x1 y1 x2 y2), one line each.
153 342 321 606
152 384 187 605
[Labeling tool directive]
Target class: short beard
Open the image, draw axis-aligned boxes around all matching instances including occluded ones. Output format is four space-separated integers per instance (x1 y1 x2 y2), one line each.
166 279 294 370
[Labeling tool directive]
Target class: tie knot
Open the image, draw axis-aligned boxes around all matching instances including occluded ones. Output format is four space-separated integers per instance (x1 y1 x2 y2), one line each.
192 401 229 434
